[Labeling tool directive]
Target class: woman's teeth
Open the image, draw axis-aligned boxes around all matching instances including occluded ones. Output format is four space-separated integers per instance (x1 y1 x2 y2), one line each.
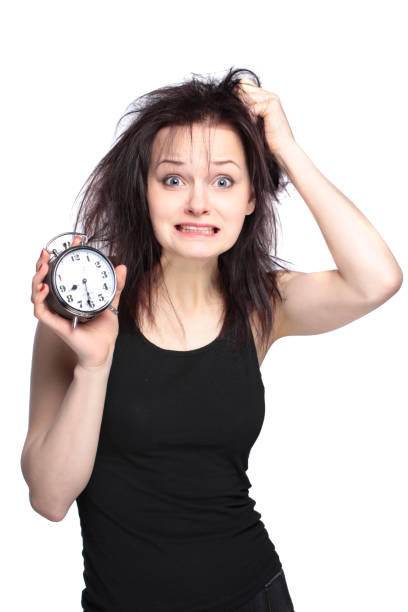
177 225 217 234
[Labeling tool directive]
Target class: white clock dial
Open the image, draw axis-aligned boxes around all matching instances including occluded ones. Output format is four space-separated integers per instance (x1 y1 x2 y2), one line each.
55 249 115 313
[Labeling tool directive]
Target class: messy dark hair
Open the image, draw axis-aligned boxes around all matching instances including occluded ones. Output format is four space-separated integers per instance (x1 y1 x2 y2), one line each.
72 66 294 356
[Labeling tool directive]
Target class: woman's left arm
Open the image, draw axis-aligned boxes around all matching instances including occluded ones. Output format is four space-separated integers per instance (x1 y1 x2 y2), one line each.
273 139 403 298
235 77 403 341
236 76 403 298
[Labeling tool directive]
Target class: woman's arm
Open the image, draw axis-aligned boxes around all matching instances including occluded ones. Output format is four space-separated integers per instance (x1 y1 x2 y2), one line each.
275 139 403 298
268 140 402 342
21 322 114 522
236 79 402 343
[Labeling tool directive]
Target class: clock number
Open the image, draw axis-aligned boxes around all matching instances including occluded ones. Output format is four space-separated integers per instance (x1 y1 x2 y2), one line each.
98 294 104 302
95 261 101 268
88 300 95 308
102 283 108 290
101 270 107 278
70 253 80 262
66 295 74 303
59 285 66 293
77 300 83 309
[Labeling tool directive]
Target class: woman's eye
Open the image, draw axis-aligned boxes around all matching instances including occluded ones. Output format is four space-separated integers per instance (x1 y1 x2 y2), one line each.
163 176 182 186
162 176 234 188
215 177 234 188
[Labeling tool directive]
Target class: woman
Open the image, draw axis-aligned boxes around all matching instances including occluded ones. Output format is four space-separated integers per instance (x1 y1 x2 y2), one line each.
22 67 402 611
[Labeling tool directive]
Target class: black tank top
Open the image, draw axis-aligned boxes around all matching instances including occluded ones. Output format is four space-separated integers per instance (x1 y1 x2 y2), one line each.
76 316 282 612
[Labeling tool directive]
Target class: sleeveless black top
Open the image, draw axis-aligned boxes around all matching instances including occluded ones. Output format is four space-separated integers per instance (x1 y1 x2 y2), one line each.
76 317 282 611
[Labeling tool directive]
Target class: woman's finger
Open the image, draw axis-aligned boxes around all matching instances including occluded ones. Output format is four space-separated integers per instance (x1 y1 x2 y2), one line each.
108 265 127 314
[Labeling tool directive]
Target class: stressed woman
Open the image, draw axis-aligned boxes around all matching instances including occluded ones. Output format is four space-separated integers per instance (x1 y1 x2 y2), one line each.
22 67 402 612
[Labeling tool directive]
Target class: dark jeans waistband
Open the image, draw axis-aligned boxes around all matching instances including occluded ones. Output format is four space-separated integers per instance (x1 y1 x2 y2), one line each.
233 568 295 612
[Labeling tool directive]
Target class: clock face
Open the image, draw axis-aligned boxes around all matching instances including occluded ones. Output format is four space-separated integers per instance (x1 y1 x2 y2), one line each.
54 248 116 313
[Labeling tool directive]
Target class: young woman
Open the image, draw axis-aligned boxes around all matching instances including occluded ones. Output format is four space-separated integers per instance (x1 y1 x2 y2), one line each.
22 67 402 612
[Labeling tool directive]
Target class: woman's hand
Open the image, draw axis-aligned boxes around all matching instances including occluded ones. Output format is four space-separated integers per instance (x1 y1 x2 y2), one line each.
31 235 127 369
235 77 296 156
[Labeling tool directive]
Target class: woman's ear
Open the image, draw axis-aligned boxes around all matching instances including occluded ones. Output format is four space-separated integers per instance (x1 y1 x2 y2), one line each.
247 191 256 215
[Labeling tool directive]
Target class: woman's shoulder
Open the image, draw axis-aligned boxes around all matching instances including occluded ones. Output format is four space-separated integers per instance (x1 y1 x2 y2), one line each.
249 269 296 365
248 304 279 368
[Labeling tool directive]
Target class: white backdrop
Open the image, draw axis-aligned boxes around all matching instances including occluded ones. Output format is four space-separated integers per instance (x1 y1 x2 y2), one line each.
2 1 407 610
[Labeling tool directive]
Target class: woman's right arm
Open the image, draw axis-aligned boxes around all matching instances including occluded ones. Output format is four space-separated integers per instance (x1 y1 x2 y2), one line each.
21 323 114 522
21 237 127 522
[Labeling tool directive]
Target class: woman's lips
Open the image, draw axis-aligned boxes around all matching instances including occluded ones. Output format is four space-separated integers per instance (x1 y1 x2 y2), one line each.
174 225 219 237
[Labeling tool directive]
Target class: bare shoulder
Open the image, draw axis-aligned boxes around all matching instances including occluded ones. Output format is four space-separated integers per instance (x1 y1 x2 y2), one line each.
249 271 290 366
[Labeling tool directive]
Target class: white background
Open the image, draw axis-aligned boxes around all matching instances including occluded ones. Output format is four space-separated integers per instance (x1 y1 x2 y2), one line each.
2 1 407 610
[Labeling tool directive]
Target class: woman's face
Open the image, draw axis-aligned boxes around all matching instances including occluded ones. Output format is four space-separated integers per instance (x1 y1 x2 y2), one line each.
146 122 255 262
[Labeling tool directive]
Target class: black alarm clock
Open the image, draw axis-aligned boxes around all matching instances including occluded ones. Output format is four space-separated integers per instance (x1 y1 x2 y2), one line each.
44 232 117 329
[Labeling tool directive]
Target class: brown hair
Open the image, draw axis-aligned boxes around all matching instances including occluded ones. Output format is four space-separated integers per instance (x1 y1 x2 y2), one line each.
72 66 294 355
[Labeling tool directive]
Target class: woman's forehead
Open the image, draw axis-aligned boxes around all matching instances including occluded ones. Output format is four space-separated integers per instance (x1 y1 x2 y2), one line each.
151 122 244 164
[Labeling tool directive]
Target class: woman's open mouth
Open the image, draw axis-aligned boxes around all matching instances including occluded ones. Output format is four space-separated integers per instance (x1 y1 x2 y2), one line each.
174 224 220 236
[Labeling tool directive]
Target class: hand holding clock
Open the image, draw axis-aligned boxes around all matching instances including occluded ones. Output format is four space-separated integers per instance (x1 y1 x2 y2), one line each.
31 235 127 369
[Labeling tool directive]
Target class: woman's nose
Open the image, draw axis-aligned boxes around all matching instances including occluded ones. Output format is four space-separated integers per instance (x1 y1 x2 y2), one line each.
184 183 211 213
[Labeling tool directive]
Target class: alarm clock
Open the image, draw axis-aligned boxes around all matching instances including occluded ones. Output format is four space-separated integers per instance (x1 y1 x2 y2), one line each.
44 231 118 329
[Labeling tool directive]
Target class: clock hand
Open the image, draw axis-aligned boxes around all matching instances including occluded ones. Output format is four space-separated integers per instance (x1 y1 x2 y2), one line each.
82 278 93 306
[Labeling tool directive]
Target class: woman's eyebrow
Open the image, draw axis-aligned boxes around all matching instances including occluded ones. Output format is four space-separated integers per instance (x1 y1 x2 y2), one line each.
155 159 241 169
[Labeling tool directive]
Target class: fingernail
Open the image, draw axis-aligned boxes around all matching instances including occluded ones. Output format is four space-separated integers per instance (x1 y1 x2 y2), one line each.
40 283 45 291
39 263 43 271
40 248 44 258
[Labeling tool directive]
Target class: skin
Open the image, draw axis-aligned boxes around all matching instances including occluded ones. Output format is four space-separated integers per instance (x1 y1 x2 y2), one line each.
146 122 255 316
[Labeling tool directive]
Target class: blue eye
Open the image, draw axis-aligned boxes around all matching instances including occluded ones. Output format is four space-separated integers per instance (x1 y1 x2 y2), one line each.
216 176 234 188
163 176 182 187
162 175 234 188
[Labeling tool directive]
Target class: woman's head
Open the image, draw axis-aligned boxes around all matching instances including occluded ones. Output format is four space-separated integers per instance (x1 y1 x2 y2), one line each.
147 121 255 268
73 66 292 352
